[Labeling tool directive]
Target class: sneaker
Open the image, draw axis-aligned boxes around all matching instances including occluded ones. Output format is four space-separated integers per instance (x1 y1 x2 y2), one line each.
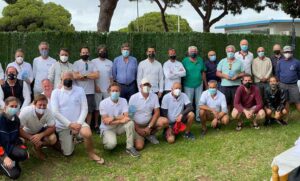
126 147 140 157
183 132 195 140
253 124 260 130
236 122 243 131
145 135 159 144
200 130 207 138
264 118 272 126
278 119 288 126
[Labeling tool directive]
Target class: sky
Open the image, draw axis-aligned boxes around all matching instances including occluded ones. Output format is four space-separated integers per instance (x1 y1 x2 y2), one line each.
0 0 294 32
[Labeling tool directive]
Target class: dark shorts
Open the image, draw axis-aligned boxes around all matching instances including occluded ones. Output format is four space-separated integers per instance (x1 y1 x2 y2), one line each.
220 86 238 105
86 94 95 113
279 83 300 104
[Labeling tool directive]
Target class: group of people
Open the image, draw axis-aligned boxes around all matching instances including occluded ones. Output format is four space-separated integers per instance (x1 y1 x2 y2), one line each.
0 39 299 179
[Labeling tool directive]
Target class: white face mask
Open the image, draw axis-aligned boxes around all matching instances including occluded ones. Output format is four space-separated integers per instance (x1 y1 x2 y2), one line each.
142 86 150 94
173 89 181 97
35 108 45 115
283 53 292 59
16 57 24 64
60 55 69 63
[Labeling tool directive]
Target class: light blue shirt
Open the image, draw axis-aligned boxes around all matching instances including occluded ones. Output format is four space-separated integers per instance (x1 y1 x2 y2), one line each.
112 55 138 85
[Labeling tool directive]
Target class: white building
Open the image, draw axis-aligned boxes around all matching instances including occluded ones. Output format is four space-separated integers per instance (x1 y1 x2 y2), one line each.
215 19 300 36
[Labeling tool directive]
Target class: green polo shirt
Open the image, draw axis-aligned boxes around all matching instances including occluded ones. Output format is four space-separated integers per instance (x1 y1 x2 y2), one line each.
217 58 244 86
182 56 206 88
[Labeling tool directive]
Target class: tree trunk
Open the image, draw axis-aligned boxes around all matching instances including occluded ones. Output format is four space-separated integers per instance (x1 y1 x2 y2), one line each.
161 11 169 32
97 0 119 32
203 21 210 33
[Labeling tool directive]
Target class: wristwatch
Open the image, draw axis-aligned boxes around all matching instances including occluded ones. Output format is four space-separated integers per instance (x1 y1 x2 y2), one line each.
83 75 88 79
147 125 152 129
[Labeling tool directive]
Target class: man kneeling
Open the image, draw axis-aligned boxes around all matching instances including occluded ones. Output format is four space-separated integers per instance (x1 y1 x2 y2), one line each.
129 78 169 150
264 76 288 125
161 82 195 143
199 80 229 136
99 83 140 157
232 74 265 131
19 94 57 160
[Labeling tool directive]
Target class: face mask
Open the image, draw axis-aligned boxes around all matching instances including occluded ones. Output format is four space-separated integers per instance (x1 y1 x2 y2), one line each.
142 86 150 94
244 82 252 89
274 50 281 55
189 53 197 58
209 55 216 62
7 73 17 80
283 53 292 59
227 52 235 59
110 92 120 101
81 55 89 61
63 79 73 88
40 49 49 57
122 50 130 58
270 84 278 90
6 107 19 117
169 55 176 60
35 108 45 115
16 57 24 64
241 45 248 52
148 53 155 59
258 52 265 58
98 52 107 59
60 55 69 63
208 88 217 95
173 89 181 97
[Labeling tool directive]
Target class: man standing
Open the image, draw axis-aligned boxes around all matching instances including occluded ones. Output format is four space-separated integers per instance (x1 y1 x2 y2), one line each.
0 66 31 110
163 48 186 93
7 49 33 85
91 45 113 134
161 82 194 143
199 80 229 136
41 79 53 109
33 42 56 95
232 74 265 131
235 39 253 75
217 45 245 111
129 78 169 150
137 47 164 99
73 47 99 127
113 43 138 100
19 94 57 160
99 82 140 157
51 72 104 164
205 50 220 86
270 44 282 76
276 45 300 111
182 46 207 122
252 47 272 99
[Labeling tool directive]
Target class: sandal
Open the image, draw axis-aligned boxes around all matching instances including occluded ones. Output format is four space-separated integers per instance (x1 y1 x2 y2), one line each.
236 123 243 131
253 123 260 130
91 157 105 165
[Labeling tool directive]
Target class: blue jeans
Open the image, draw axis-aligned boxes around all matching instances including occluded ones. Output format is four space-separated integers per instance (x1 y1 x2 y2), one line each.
184 83 203 122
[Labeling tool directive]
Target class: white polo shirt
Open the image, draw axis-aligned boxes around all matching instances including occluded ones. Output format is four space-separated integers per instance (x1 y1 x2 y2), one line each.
19 105 55 134
129 92 160 125
199 90 228 113
99 97 128 130
137 59 164 93
235 51 253 75
33 56 56 94
73 59 98 95
51 85 88 130
91 58 113 93
7 61 33 83
161 92 190 123
163 60 186 91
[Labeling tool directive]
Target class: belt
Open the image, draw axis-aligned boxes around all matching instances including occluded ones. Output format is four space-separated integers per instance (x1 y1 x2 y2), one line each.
119 81 136 86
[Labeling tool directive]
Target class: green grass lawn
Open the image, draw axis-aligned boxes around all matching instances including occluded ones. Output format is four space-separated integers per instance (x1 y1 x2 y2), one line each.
1 111 300 181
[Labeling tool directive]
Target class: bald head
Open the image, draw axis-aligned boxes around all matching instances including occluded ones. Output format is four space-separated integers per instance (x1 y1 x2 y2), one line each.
240 39 248 46
273 44 281 51
61 71 73 81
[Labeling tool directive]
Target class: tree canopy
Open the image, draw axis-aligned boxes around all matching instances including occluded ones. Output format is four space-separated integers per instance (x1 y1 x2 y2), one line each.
280 0 300 18
119 12 192 32
0 0 75 32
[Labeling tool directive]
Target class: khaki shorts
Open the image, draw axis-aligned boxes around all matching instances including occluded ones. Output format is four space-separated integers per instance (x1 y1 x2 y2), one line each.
57 122 89 156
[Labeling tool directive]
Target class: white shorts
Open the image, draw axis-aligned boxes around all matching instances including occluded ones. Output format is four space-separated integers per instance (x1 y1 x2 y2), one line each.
95 92 110 110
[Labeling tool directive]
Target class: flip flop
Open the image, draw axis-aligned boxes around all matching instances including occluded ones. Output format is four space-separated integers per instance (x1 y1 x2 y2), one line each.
91 157 105 165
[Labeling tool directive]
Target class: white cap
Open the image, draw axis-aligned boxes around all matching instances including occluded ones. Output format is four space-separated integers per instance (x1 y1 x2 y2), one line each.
283 45 293 52
141 78 150 85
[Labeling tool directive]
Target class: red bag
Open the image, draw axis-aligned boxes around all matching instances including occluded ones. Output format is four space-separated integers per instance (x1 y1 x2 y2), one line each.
173 122 186 135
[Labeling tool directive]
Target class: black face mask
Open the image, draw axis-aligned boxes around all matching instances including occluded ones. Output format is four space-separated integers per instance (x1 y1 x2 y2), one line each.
270 84 278 90
148 53 155 59
169 55 176 60
190 53 197 58
98 52 107 59
7 73 17 80
63 79 73 88
81 55 89 61
244 82 252 89
274 50 281 55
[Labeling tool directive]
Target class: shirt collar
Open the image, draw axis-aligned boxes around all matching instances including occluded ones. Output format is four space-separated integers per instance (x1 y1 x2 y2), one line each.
139 92 150 101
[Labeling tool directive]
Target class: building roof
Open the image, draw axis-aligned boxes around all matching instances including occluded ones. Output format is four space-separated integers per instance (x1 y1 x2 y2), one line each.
215 19 300 29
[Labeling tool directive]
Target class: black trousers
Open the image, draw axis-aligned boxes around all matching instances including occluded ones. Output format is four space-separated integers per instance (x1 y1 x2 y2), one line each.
119 82 138 101
0 146 28 180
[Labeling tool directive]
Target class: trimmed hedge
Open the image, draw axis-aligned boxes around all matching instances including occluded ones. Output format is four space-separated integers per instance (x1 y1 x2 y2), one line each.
0 32 298 67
